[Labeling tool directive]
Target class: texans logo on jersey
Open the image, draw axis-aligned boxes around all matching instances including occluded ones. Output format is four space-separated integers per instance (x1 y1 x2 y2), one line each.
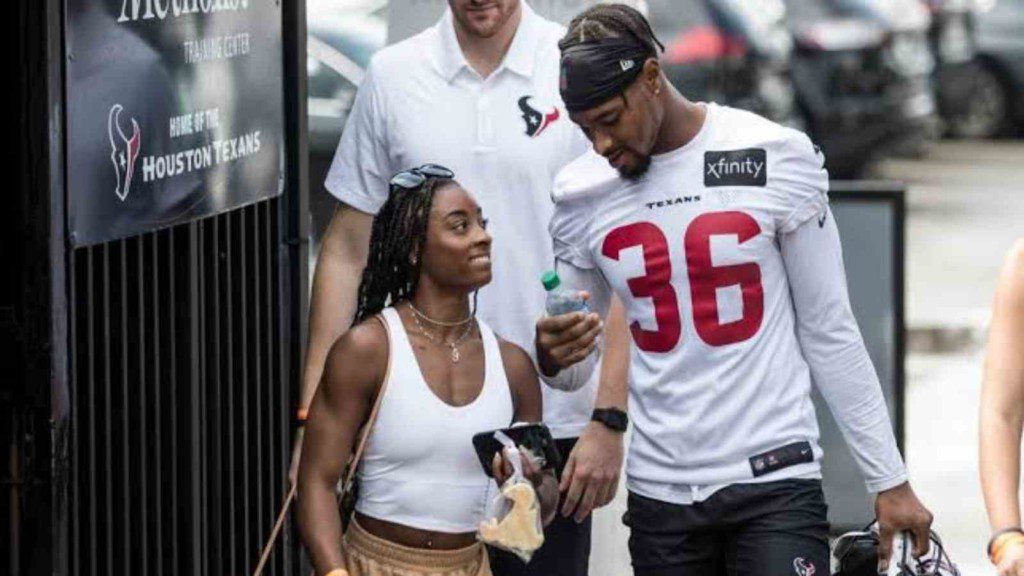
518 96 560 138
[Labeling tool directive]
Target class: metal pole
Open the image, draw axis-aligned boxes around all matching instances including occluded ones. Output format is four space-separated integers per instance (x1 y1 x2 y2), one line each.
9 415 20 576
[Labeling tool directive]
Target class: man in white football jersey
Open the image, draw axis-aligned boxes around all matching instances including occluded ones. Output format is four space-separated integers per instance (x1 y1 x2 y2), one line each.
533 4 935 575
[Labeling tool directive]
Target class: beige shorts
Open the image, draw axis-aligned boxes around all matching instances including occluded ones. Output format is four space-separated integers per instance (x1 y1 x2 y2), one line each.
342 517 492 576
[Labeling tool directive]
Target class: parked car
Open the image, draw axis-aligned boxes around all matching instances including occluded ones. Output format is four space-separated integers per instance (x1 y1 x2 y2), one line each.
307 6 386 156
968 0 1024 136
784 0 937 176
647 0 800 127
921 0 983 136
307 0 386 240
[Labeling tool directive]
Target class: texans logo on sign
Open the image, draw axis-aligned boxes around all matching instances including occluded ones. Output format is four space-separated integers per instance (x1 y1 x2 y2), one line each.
793 557 816 576
108 103 141 202
518 96 560 138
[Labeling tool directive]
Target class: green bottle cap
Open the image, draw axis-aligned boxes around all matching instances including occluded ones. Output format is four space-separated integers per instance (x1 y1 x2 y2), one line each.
541 270 561 291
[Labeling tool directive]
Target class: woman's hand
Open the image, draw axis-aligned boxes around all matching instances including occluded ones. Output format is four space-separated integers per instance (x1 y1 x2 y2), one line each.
491 448 560 526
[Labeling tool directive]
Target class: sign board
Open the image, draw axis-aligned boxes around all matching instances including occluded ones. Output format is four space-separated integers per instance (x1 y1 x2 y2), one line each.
65 0 285 246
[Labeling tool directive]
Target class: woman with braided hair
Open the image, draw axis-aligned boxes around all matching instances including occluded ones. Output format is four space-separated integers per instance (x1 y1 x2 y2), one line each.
298 166 558 576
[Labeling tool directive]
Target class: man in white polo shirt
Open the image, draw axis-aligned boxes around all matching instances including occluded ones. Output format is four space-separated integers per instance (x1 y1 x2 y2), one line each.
293 2 625 574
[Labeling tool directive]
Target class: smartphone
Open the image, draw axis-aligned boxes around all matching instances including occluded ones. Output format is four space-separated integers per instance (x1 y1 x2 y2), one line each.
472 423 564 479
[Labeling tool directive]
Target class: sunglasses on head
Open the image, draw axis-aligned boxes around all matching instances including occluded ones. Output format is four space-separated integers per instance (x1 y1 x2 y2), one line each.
389 164 455 191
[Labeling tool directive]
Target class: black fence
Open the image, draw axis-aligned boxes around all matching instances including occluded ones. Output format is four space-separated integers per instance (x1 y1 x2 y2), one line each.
69 201 294 576
8 0 309 573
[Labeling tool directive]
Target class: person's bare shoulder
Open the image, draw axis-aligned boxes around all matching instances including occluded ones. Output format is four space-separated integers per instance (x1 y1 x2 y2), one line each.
997 238 1024 298
498 339 538 386
1007 238 1024 275
322 315 390 400
497 338 541 422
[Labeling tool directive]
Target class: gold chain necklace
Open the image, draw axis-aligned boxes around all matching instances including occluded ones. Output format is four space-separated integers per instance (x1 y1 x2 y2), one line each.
407 301 473 327
409 307 475 363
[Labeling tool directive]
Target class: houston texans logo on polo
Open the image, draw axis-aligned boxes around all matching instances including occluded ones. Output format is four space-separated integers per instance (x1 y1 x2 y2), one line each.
518 96 560 138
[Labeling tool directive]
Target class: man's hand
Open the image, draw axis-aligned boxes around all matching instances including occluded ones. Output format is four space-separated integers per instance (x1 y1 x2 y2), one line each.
289 428 305 487
559 420 624 523
535 302 602 377
996 540 1024 576
875 482 934 572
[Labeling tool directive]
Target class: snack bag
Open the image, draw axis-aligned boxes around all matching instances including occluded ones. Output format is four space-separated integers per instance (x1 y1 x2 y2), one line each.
478 431 545 563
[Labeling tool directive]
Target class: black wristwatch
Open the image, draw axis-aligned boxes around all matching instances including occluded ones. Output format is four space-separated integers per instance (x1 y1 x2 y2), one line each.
591 407 628 432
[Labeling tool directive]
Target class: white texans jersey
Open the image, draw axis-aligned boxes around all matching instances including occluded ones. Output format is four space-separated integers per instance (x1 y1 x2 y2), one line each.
551 103 839 503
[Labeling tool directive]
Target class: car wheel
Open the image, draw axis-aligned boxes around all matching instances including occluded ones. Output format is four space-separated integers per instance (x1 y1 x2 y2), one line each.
947 64 1009 138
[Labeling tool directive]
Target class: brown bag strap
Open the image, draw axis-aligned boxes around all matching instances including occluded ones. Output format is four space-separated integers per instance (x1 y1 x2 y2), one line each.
252 312 394 576
342 312 392 492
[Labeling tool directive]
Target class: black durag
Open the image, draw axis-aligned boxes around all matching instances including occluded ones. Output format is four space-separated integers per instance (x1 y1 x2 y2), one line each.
559 37 654 114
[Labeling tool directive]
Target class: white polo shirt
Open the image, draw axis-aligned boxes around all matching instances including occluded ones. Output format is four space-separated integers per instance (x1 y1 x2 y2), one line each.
325 2 594 439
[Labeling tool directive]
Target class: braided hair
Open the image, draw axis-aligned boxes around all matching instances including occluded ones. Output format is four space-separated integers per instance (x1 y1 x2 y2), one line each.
559 3 664 58
353 177 454 323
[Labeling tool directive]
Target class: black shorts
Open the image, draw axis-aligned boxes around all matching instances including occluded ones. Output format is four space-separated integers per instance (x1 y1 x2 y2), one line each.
624 479 830 576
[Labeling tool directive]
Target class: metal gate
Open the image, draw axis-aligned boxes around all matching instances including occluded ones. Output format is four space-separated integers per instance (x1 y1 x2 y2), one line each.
68 201 295 575
8 0 310 573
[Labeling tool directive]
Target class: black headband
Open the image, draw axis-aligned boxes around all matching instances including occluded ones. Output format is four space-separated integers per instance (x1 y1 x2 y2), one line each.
560 37 654 114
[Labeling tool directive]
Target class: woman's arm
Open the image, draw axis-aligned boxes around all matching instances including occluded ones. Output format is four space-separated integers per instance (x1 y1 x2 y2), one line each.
981 240 1024 533
297 320 387 575
500 340 560 526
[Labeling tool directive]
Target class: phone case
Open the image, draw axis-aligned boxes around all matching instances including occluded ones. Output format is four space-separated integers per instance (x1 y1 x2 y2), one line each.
472 423 564 479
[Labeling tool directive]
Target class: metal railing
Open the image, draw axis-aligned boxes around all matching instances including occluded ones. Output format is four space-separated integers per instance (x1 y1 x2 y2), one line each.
69 200 293 575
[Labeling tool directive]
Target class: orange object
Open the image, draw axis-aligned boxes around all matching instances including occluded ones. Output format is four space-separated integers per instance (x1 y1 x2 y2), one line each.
991 532 1024 565
297 407 309 423
478 483 544 553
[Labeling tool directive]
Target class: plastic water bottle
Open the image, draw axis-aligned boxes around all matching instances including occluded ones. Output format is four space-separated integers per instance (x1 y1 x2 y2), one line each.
542 271 589 316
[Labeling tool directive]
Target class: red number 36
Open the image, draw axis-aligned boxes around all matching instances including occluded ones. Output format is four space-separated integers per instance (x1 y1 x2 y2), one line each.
601 211 764 352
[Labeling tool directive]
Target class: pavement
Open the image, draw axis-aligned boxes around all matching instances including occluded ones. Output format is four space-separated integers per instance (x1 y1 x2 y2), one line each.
588 139 1024 576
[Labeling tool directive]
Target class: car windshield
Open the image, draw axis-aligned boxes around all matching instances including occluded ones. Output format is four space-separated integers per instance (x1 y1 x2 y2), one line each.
783 0 840 21
646 0 714 39
718 0 787 31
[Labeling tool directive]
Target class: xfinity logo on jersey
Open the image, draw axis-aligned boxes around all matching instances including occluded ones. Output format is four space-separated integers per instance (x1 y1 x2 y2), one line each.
518 96 560 138
704 148 767 187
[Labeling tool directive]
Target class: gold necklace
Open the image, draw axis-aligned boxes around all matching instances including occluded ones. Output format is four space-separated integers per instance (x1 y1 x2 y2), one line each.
407 301 474 327
410 308 475 363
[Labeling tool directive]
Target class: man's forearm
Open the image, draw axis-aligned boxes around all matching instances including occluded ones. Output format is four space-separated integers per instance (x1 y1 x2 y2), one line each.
300 251 364 409
980 407 1023 530
595 296 629 409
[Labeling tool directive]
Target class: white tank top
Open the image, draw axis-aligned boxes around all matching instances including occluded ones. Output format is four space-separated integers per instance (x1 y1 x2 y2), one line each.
355 307 515 533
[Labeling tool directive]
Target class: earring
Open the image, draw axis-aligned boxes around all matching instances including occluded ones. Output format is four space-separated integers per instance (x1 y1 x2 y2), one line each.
410 254 418 266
